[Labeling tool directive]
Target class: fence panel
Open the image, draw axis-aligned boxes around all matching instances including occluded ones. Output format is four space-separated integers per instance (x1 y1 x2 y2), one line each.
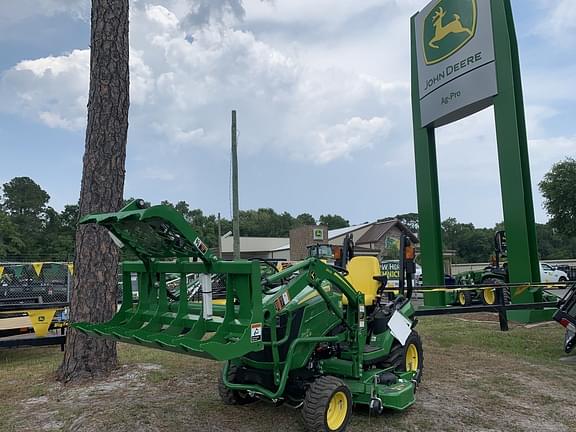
0 262 71 306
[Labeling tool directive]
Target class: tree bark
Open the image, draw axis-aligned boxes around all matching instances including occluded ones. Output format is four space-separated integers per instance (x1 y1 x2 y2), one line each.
58 0 129 382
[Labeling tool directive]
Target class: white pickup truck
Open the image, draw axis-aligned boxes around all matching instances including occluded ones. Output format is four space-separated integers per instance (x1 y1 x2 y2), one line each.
540 263 569 283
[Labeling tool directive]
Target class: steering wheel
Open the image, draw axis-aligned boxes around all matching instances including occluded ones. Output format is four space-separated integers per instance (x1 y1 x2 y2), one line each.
330 264 349 276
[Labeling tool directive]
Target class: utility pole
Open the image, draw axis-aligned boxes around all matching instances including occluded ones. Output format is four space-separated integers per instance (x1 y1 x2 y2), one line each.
231 110 240 260
217 212 222 259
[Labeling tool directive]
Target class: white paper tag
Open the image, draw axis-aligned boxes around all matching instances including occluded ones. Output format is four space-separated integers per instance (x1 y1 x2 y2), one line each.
387 311 412 346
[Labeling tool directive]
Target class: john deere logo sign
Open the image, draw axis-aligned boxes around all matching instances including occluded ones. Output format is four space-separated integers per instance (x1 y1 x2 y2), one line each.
413 0 496 127
423 0 477 65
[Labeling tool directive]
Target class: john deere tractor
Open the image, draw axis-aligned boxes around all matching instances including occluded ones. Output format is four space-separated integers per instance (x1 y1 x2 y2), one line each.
452 231 510 307
74 201 423 432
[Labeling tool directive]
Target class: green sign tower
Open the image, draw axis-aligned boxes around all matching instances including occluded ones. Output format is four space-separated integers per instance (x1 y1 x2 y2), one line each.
411 0 547 322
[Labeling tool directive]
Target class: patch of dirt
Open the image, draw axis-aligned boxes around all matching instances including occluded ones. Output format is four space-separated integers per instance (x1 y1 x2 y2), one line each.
7 342 576 432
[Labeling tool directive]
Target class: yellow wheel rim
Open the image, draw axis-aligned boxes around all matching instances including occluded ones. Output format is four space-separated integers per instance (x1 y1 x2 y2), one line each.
326 391 348 430
483 288 496 305
405 343 419 372
458 292 466 305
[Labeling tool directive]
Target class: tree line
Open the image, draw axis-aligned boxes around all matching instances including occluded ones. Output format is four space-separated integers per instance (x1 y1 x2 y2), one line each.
387 212 576 263
0 177 350 261
1 159 575 263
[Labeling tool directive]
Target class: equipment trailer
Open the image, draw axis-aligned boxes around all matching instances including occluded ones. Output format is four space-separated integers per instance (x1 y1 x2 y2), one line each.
74 200 422 432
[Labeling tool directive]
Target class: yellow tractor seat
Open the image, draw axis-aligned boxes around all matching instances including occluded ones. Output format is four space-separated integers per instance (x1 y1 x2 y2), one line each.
344 256 382 306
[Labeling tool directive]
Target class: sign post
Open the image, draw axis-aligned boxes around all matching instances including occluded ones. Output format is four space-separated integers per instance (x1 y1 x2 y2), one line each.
411 0 545 321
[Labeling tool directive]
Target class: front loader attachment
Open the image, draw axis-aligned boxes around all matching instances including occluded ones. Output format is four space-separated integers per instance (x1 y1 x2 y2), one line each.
73 201 264 361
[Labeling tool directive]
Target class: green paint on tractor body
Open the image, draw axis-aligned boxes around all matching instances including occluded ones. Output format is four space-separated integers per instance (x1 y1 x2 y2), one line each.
73 201 423 429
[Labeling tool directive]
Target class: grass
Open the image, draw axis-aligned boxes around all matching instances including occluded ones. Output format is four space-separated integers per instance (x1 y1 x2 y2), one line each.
417 315 567 363
0 316 574 432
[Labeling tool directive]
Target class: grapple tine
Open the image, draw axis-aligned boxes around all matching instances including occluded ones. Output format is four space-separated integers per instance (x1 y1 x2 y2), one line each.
72 202 265 361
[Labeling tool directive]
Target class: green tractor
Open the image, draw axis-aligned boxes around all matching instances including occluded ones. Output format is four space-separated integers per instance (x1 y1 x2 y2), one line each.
74 201 423 431
452 231 510 307
306 233 355 267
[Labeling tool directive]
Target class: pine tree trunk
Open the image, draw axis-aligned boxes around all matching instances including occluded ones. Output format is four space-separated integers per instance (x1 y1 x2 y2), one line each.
58 0 129 382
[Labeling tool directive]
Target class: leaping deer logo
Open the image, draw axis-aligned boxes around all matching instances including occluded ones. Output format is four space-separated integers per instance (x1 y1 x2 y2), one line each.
428 7 473 49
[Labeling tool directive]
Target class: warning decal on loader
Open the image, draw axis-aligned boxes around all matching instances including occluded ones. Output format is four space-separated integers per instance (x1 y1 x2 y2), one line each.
274 291 291 312
250 323 262 343
193 237 208 255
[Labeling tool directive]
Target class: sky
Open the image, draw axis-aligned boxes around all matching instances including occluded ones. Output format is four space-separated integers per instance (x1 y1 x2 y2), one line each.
0 0 575 228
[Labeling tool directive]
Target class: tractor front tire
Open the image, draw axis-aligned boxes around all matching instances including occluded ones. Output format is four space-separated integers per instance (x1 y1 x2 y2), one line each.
302 376 352 432
458 290 473 306
218 363 257 405
381 331 424 386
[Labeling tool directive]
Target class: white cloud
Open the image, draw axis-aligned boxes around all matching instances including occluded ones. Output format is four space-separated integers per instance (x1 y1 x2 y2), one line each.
0 49 89 131
529 136 576 167
310 116 392 164
145 4 180 30
537 0 576 44
1 1 411 164
525 105 558 138
39 111 83 131
523 66 576 104
0 0 89 24
244 0 422 26
140 167 177 181
1 0 574 227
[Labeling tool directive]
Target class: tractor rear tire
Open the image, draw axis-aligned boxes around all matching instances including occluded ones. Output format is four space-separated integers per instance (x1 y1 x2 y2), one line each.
483 278 510 305
380 331 424 386
218 363 257 405
458 290 473 306
302 376 352 432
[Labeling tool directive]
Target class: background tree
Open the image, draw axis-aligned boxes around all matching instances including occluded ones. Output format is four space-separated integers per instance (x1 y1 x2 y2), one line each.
535 223 576 260
295 213 316 226
319 214 349 230
42 206 79 261
393 213 419 233
441 218 493 263
539 158 576 236
2 176 50 216
1 177 50 259
58 0 130 381
0 211 24 258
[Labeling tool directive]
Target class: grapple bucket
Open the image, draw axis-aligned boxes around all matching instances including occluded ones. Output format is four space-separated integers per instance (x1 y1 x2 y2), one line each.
72 203 264 361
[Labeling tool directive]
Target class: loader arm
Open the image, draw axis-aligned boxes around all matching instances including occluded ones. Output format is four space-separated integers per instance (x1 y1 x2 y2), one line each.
73 201 366 365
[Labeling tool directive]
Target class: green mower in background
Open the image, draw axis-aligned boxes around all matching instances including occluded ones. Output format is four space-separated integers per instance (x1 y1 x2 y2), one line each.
74 200 423 432
452 231 511 307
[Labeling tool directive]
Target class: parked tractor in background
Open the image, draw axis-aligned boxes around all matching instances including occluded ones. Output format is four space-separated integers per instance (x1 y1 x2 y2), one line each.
454 231 570 307
275 234 354 272
452 231 510 306
73 201 424 432
305 233 355 267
